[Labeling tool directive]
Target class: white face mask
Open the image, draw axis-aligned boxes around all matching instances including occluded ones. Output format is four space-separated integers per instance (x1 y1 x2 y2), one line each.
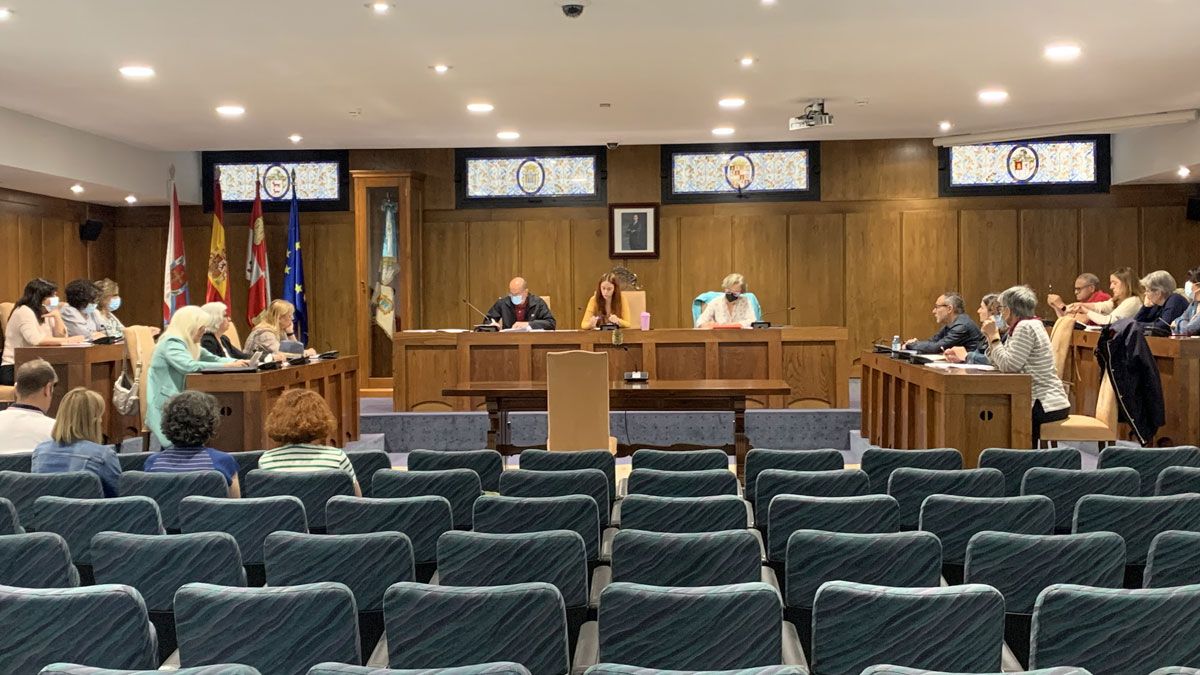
84 303 97 314
46 296 59 309
1186 281 1195 301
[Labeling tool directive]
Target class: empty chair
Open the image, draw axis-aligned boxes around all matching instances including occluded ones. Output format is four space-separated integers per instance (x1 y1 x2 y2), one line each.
176 581 360 675
519 449 616 507
232 450 264 485
1074 493 1200 587
92 532 246 662
919 495 1055 583
266 531 414 661
244 469 353 533
888 468 1005 530
1030 583 1200 672
118 471 227 532
618 494 749 533
584 667 802 675
1022 467 1141 533
978 447 1082 496
474 495 600 563
754 469 870 527
785 530 942 656
811 581 1005 674
578 581 803 672
627 468 738 498
0 584 158 672
326 495 451 583
860 448 962 494
1099 446 1200 496
29 496 164 584
117 452 155 473
965 531 1126 668
384 582 570 675
38 664 264 674
0 496 21 534
409 449 504 492
632 448 729 473
345 451 392 497
179 495 307 586
374 468 481 530
745 449 845 506
860 668 1092 675
308 665 530 675
767 494 900 564
0 532 79 587
1145 530 1200 588
1158 466 1200 495
500 469 611 527
0 470 102 523
0 452 32 473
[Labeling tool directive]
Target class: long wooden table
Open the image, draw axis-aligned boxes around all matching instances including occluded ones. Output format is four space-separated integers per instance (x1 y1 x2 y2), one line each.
396 327 848 412
186 357 360 452
1067 331 1200 446
443 379 791 476
860 352 1033 467
15 343 141 444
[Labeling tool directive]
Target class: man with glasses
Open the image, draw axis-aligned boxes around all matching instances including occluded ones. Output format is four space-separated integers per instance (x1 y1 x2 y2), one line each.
1048 273 1110 323
0 358 58 453
903 292 986 354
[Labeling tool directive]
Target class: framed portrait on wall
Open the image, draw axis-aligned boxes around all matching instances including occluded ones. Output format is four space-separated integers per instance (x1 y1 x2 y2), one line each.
609 203 660 259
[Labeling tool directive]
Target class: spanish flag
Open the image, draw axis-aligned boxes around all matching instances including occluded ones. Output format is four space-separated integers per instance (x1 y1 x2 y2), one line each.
204 174 229 309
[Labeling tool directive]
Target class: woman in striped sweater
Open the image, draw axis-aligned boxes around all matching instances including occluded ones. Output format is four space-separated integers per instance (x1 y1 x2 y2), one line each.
258 388 362 497
982 285 1071 447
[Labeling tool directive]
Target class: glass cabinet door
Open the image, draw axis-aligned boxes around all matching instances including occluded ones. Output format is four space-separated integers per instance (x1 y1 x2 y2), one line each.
366 186 400 378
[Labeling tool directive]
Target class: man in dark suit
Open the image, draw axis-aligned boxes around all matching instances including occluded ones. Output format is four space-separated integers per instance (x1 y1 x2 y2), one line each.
904 291 986 354
484 277 556 330
622 213 647 251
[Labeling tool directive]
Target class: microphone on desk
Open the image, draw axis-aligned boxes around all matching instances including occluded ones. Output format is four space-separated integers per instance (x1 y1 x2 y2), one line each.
463 298 500 332
752 306 797 329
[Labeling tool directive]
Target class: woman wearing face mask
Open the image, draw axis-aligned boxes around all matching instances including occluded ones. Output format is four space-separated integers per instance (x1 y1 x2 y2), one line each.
1 278 83 385
581 273 631 329
59 279 106 339
93 278 160 340
944 293 1005 365
1172 267 1200 336
696 273 756 329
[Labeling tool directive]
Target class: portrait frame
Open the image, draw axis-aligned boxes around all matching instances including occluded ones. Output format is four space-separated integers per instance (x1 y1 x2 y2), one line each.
609 203 660 259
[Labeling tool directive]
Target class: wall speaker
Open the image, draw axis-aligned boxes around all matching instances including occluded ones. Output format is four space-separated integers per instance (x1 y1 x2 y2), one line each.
1188 197 1200 222
79 219 104 242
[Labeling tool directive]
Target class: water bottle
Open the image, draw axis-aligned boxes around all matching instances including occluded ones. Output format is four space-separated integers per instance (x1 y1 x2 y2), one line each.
891 335 901 351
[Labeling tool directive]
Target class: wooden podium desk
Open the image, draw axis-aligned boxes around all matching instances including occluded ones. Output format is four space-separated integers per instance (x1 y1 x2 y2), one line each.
186 357 359 452
15 343 140 443
860 351 1032 468
1067 331 1200 446
396 327 848 412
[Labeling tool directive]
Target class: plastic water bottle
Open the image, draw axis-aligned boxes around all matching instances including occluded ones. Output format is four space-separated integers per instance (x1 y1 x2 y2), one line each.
640 312 651 331
891 335 901 351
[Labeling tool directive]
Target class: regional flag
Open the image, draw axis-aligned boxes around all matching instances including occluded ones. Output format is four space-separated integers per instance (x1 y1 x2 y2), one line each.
162 182 189 325
282 176 308 344
245 181 270 325
205 175 229 308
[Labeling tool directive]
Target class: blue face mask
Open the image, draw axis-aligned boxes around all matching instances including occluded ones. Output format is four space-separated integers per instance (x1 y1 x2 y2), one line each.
84 303 97 314
46 296 59 309
1186 281 1194 301
509 294 524 305
993 314 1007 333
108 297 122 312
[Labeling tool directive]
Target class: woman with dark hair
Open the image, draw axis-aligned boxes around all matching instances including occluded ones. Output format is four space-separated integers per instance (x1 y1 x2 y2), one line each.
143 390 240 497
60 279 105 339
580 273 631 329
1173 267 1200 336
1 279 83 385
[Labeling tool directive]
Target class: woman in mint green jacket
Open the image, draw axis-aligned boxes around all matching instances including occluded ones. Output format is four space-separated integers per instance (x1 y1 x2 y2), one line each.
146 305 247 448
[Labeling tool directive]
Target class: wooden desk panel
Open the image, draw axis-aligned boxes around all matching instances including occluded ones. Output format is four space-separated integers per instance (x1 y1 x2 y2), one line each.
860 352 1032 467
16 344 140 443
395 327 849 412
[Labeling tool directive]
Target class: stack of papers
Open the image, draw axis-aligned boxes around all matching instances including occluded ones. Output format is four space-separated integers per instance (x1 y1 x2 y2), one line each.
925 362 996 372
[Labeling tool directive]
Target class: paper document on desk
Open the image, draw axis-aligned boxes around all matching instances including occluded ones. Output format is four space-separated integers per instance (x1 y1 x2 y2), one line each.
500 325 546 332
925 362 996 371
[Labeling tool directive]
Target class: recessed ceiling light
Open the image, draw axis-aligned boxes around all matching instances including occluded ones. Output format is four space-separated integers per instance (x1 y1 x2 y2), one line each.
938 120 953 132
118 65 155 79
0 8 13 21
1179 165 1192 179
761 0 777 5
288 134 303 144
467 103 494 113
497 131 520 140
70 184 84 195
431 64 451 74
712 127 735 136
739 56 755 67
370 2 392 14
215 105 245 117
1044 42 1082 62
719 97 746 109
124 195 138 204
978 89 1009 105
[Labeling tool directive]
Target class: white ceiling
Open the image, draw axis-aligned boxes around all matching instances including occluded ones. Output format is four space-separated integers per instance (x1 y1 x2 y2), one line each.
1 0 1199 152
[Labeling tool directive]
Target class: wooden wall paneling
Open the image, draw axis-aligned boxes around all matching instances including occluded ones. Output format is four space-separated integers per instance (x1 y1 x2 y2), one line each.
1019 209 1080 317
1080 207 1139 283
1141 206 1198 283
845 211 901 362
466 220 520 322
820 140 939 202
59 218 89 282
731 214 788 322
519 219 573 323
114 225 166 328
304 217 357 354
606 145 661 203
676 215 733 327
88 222 117 282
958 209 1018 308
17 214 45 289
420 221 469 328
901 210 960 340
571 218 616 327
787 213 845 327
623 215 682 328
40 217 68 289
0 210 20 300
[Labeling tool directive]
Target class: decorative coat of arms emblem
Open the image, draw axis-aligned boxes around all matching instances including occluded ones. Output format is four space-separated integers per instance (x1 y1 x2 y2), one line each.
263 164 292 200
1006 145 1039 183
516 159 546 195
724 154 755 191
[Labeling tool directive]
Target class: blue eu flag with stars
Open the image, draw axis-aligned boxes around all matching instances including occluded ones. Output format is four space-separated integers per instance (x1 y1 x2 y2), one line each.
282 180 308 344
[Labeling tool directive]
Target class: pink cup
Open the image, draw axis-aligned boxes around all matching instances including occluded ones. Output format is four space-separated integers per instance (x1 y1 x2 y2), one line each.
640 312 651 331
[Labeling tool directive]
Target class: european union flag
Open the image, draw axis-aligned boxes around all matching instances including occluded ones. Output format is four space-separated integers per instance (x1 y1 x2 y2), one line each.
282 179 308 344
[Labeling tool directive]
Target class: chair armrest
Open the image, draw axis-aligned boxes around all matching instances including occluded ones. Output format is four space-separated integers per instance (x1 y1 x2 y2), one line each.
429 570 440 585
761 565 781 593
1001 640 1023 672
600 528 617 561
158 649 181 670
748 527 766 560
590 565 612 609
744 498 754 527
368 635 390 667
781 621 808 670
572 621 600 675
610 500 621 528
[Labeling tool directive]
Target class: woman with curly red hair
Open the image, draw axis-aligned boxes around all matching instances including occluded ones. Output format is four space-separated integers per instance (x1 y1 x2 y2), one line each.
257 389 361 496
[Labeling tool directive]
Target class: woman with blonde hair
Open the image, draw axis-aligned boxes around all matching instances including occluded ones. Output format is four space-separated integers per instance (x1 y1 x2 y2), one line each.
145 306 246 448
580 273 631 329
243 299 315 356
696 273 756 328
1070 266 1143 325
31 387 121 496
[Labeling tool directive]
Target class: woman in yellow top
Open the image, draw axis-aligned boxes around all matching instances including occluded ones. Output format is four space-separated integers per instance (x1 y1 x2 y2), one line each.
580 273 632 329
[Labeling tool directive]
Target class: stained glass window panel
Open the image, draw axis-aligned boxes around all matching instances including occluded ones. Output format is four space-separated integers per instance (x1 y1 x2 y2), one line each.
216 161 342 201
949 141 1098 186
670 149 810 195
465 156 597 198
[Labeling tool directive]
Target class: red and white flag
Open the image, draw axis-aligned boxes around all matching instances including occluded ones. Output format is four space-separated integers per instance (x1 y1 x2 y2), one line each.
244 180 270 324
162 182 189 324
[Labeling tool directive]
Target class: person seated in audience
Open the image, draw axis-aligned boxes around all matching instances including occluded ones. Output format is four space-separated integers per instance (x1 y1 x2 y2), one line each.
1134 269 1189 331
31 387 121 497
1172 267 1200 336
144 390 240 498
944 293 1003 365
484 277 556 330
0 359 58 454
1068 266 1142 325
903 291 986 354
983 285 1071 447
59 279 105 339
1 278 84 385
581 273 631 329
243 299 316 357
146 306 247 449
200 302 248 359
257 389 361 496
1048 273 1110 323
696 273 756 328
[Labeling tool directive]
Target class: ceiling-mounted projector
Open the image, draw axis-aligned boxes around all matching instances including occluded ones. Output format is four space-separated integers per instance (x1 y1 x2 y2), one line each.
789 99 833 130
